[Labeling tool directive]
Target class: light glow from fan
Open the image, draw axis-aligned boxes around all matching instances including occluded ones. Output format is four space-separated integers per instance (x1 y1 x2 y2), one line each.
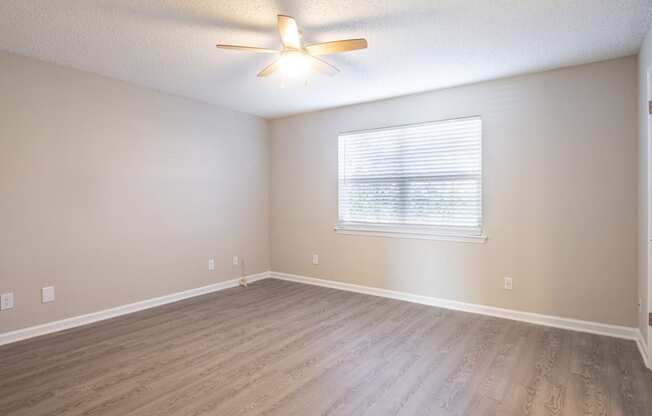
278 51 312 78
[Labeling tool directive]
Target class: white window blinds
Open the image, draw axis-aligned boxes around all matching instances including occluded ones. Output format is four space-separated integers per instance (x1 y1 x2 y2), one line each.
337 116 483 239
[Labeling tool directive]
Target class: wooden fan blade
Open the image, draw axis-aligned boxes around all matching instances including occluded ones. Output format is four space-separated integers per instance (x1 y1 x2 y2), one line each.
257 58 282 77
305 39 368 56
277 15 301 49
308 55 339 76
216 44 279 54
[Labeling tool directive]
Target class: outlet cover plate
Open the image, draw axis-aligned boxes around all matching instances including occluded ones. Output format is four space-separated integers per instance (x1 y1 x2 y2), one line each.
1 292 15 310
504 277 513 290
42 286 55 303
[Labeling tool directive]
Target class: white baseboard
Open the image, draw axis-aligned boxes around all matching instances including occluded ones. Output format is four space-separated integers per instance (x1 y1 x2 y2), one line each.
0 271 270 347
270 272 646 359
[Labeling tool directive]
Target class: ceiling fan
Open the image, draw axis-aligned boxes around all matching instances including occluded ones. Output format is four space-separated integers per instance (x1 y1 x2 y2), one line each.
216 15 368 78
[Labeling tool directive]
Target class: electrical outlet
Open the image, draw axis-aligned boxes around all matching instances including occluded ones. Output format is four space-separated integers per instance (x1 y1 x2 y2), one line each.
208 258 215 271
312 254 319 265
1 292 14 311
232 256 239 266
504 277 513 290
42 286 55 303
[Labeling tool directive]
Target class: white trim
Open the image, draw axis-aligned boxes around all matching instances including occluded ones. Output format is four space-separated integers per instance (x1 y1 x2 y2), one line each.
334 224 487 243
0 272 270 346
270 271 640 342
636 329 650 369
338 115 483 136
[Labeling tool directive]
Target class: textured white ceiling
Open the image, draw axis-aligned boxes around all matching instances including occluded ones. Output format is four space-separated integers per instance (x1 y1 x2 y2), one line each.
1 1 651 118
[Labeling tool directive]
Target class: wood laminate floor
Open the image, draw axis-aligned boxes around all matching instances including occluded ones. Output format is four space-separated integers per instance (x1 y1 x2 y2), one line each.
1 279 651 416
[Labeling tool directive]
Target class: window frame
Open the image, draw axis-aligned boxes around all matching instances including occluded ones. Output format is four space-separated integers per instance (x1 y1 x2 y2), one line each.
335 116 487 243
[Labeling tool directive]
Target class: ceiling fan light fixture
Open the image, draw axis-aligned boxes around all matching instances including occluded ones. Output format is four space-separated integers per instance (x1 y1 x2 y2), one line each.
278 51 312 78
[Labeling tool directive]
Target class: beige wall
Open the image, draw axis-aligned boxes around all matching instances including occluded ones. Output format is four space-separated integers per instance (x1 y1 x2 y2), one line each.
0 52 270 333
640 28 652 347
270 57 639 327
0 51 641 334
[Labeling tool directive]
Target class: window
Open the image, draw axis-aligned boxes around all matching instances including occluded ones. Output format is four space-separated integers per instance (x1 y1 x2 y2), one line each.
336 116 484 242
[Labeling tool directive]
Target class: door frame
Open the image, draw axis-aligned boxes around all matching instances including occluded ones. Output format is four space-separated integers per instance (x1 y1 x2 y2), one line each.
647 66 652 364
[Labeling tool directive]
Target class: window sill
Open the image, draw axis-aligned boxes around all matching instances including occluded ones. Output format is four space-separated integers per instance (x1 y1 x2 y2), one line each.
334 224 487 243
